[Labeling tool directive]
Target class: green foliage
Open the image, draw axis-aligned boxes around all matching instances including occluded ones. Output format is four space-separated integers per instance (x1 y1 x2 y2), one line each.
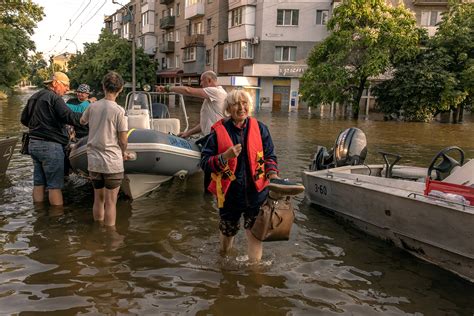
27 52 48 86
300 0 422 118
67 30 157 93
0 0 44 89
374 1 473 121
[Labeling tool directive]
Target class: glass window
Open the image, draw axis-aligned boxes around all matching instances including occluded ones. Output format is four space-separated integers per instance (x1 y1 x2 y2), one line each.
241 41 253 59
183 47 196 62
207 18 212 34
192 22 203 35
206 49 211 65
176 30 180 42
421 10 442 26
229 7 243 27
176 3 180 16
316 10 328 25
277 9 299 26
275 46 296 62
175 55 180 68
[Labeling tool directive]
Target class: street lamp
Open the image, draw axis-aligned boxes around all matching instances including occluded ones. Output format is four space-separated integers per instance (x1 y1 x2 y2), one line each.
112 0 136 94
66 38 78 54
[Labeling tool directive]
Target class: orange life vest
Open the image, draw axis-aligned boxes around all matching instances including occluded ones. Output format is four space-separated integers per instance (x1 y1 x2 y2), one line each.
208 118 268 208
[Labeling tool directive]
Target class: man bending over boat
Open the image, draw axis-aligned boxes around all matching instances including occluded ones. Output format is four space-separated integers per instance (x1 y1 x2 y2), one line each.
200 89 279 262
155 70 227 138
80 72 128 227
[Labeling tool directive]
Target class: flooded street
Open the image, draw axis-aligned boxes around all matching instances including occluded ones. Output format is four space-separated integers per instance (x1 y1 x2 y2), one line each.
1 89 474 315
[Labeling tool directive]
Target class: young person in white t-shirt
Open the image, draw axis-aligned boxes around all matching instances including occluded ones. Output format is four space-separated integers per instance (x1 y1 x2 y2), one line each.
80 72 129 227
155 70 227 137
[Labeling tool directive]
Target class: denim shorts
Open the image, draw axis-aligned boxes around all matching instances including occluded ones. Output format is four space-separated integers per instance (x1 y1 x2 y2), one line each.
29 139 65 189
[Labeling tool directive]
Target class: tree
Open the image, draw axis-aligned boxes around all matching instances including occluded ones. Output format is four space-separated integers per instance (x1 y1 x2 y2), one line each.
300 0 422 118
67 30 157 93
0 1 44 92
27 52 48 87
374 1 473 122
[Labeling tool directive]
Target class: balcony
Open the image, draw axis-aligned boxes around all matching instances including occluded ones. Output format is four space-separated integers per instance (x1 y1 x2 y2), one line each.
159 41 175 53
184 2 205 20
413 0 448 5
160 15 175 29
160 0 173 4
184 34 205 47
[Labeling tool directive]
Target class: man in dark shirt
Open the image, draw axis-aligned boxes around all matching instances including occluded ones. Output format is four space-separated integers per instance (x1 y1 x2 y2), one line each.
20 72 82 206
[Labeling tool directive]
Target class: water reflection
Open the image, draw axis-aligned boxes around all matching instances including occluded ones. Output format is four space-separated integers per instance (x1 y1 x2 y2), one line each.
1 90 474 314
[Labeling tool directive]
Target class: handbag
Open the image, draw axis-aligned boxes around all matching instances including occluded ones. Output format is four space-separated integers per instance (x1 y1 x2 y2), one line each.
20 132 30 155
251 194 295 242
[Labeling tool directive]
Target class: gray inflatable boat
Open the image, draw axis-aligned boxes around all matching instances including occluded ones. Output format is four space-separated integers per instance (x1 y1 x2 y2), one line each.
69 92 202 199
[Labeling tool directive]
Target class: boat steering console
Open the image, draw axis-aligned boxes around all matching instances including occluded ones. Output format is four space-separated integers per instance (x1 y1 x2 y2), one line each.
427 146 465 180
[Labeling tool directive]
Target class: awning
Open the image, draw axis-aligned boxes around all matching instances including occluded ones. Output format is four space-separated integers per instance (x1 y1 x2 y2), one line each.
157 70 183 77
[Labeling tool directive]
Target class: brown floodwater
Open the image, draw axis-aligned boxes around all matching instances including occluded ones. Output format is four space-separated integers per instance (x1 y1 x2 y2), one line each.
0 88 473 315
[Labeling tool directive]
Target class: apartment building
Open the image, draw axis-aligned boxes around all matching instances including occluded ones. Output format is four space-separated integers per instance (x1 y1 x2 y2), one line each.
104 0 452 111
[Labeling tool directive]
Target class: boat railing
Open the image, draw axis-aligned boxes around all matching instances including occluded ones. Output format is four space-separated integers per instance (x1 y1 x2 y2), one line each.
124 91 189 134
407 192 472 210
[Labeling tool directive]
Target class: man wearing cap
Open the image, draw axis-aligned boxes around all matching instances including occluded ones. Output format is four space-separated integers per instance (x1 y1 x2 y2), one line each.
20 71 83 206
66 83 96 139
66 83 96 113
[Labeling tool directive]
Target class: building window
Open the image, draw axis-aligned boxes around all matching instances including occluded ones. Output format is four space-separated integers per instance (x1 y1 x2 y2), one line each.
123 22 129 38
421 10 442 26
192 22 203 35
183 47 196 62
176 3 180 16
229 7 242 27
241 41 253 59
185 0 201 7
141 12 149 28
206 49 211 65
175 55 180 68
166 31 174 41
207 18 212 34
176 30 180 42
277 9 299 26
223 41 253 60
316 10 328 25
275 46 296 62
166 57 172 69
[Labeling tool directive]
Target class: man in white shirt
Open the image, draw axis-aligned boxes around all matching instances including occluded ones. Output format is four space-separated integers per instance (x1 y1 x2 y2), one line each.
156 70 227 138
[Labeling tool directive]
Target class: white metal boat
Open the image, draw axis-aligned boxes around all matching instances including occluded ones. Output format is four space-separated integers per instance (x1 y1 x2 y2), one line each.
69 92 201 199
302 128 474 282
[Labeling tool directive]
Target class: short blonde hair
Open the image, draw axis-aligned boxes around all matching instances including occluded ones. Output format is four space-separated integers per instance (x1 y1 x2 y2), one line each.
225 89 254 115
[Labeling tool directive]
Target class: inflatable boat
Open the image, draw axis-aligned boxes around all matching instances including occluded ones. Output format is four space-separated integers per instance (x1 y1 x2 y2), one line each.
69 92 201 199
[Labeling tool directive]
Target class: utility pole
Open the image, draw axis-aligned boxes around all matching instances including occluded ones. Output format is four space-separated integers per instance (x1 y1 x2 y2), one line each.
112 0 136 94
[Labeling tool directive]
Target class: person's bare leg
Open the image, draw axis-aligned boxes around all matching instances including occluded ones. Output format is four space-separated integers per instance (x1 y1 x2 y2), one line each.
33 185 45 203
93 188 105 222
246 229 262 263
48 189 63 206
103 187 120 226
220 233 234 255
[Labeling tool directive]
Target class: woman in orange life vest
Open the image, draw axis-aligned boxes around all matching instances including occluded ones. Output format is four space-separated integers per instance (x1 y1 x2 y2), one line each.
200 89 279 262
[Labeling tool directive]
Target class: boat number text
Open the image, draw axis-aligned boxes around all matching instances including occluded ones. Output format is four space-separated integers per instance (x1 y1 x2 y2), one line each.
314 183 328 195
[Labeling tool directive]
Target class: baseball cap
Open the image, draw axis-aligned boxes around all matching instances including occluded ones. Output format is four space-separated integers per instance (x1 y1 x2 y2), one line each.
44 72 70 86
76 83 91 94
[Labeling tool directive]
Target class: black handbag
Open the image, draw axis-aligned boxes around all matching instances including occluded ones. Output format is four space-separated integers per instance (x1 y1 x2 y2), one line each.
20 132 30 155
251 195 295 242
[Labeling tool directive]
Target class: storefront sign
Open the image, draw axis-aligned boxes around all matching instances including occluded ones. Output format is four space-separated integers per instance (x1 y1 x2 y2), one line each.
278 65 308 77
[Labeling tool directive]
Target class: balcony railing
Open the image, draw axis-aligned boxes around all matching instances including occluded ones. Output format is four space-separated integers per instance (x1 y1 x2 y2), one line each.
160 0 173 4
159 41 175 53
160 15 175 29
413 0 448 5
184 34 205 47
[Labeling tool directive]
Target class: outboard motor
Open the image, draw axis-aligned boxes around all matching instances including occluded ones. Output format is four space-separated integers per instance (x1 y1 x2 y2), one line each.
309 127 368 171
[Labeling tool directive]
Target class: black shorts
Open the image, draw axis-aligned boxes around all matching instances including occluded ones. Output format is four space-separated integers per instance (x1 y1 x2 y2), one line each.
219 206 260 237
89 171 124 190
